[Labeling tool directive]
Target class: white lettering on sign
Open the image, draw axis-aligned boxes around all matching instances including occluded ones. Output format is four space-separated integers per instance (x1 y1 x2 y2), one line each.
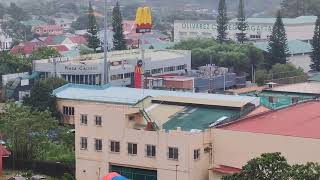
181 22 273 32
64 66 98 71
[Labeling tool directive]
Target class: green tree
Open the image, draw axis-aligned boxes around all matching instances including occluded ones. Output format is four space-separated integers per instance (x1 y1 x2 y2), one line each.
216 0 228 43
236 0 248 44
0 103 58 161
7 3 30 21
222 153 291 180
0 52 31 80
23 77 67 118
290 162 320 180
310 16 320 72
267 10 289 69
0 3 6 19
87 1 100 52
112 2 127 50
28 47 61 61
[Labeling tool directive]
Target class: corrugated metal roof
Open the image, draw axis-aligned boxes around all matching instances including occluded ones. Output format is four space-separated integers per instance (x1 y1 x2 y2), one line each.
53 84 260 106
152 96 249 108
254 40 312 55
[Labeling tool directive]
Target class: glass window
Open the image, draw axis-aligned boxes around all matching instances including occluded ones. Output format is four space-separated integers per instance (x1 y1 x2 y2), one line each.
63 106 74 116
80 137 87 150
95 139 102 151
194 149 200 160
168 147 179 160
95 116 102 126
80 114 88 125
110 141 120 153
146 145 156 158
128 143 137 155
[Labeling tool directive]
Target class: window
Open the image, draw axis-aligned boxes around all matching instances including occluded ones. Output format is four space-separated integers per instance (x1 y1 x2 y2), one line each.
164 66 175 72
80 114 88 125
128 143 137 155
124 72 134 78
176 64 186 70
250 35 261 39
80 137 88 150
95 139 102 151
194 149 200 160
63 106 74 116
146 145 156 158
168 147 179 160
95 116 102 126
110 141 120 153
151 68 163 74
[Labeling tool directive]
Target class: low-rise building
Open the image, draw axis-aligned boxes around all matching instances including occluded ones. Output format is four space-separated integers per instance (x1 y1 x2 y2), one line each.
53 84 260 180
0 29 13 51
33 25 64 36
33 49 191 86
174 16 317 42
210 101 320 179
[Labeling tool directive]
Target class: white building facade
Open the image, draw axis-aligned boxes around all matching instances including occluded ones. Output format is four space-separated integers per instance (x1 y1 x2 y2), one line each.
33 49 191 86
174 16 317 42
0 29 13 51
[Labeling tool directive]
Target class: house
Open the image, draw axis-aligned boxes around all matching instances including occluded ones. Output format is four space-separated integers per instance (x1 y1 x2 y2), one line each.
10 41 46 56
0 29 13 51
210 101 320 179
32 25 64 36
53 84 259 180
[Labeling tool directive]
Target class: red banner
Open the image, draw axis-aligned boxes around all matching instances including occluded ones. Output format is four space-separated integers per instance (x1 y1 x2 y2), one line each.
134 66 142 88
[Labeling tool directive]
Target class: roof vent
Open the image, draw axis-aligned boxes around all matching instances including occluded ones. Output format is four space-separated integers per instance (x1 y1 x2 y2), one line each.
209 116 229 127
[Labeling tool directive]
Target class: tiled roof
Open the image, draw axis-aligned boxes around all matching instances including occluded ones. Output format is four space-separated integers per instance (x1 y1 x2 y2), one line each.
10 41 46 55
219 101 320 139
69 36 87 44
51 45 69 52
44 36 67 45
254 40 312 55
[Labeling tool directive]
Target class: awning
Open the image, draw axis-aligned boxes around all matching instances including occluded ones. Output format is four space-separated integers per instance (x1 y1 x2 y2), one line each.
0 145 11 157
210 165 241 174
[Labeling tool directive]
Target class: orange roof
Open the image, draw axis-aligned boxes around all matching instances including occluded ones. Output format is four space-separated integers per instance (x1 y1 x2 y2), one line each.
245 105 271 117
219 101 320 139
228 86 267 94
211 165 241 174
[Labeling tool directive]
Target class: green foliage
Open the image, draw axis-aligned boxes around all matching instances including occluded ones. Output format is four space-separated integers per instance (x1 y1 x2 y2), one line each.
34 141 75 163
62 173 75 180
0 52 31 80
310 16 320 72
7 2 30 21
223 153 320 180
172 38 264 74
23 77 67 117
79 45 94 55
28 47 61 61
87 2 100 52
0 103 58 160
1 20 33 42
255 63 306 86
112 2 127 51
216 0 228 43
267 11 289 69
236 0 248 43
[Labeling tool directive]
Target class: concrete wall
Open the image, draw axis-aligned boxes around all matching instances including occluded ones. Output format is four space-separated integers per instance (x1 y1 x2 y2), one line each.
210 129 320 180
57 99 211 180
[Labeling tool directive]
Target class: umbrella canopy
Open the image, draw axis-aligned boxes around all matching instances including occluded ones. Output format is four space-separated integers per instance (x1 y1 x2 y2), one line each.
102 172 129 180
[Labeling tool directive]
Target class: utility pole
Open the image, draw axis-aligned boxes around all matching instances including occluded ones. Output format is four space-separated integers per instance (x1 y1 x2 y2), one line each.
103 0 109 84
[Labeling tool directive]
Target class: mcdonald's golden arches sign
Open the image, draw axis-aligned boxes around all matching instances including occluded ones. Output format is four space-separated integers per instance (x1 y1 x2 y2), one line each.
135 7 152 33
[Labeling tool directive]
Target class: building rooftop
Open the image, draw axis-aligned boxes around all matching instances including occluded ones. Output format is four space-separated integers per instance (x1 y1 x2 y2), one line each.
270 82 320 95
309 73 320 82
162 106 239 131
176 16 317 25
53 84 260 106
254 40 312 55
219 101 320 139
34 49 190 64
